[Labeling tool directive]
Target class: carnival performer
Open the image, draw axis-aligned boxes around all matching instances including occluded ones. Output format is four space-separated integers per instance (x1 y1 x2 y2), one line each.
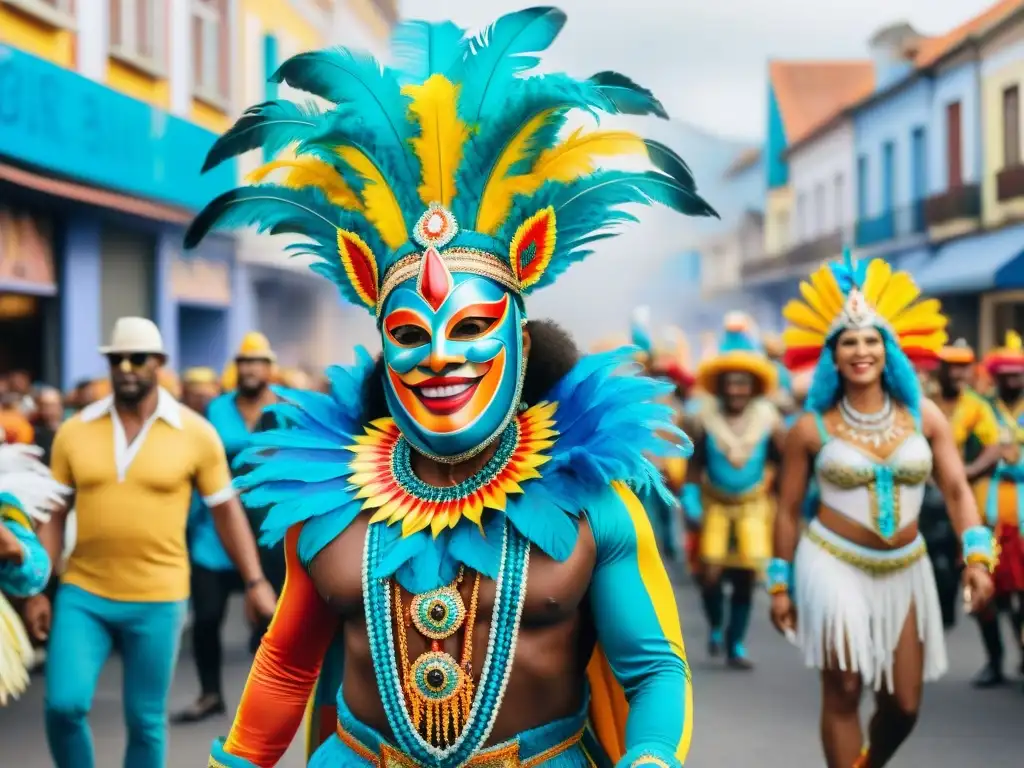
176 332 287 724
974 331 1024 686
771 251 995 768
929 340 1000 634
184 6 716 766
682 313 782 668
0 444 64 705
182 367 222 417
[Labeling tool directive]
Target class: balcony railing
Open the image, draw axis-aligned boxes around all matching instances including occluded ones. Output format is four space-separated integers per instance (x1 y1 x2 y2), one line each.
854 202 927 248
924 184 981 226
997 165 1024 203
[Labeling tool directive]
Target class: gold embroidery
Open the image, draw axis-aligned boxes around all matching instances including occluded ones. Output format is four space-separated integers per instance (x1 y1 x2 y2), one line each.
806 527 925 575
630 756 671 768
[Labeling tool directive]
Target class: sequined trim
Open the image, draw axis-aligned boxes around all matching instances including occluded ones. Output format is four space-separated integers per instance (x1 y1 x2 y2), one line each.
629 756 671 768
378 249 521 314
806 527 926 575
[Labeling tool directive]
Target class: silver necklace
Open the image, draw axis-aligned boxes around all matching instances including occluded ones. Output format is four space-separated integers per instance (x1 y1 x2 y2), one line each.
838 396 904 447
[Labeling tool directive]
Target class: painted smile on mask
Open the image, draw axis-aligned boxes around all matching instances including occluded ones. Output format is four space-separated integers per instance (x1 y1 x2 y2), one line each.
384 297 510 430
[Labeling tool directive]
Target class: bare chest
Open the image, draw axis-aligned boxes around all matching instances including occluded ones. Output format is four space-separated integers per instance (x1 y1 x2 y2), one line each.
307 516 596 628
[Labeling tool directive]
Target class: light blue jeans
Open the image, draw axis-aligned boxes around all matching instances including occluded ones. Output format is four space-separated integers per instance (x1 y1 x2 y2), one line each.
44 584 188 768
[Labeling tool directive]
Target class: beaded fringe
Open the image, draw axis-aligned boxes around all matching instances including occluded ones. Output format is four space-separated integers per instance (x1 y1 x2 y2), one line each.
794 521 948 692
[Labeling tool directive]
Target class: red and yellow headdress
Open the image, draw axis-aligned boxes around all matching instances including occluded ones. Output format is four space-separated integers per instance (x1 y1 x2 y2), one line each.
782 252 947 369
984 331 1024 375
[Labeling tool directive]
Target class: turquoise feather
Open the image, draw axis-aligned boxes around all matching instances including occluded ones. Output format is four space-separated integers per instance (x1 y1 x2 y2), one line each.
271 47 419 183
455 6 568 126
588 71 669 119
389 19 468 85
201 100 326 172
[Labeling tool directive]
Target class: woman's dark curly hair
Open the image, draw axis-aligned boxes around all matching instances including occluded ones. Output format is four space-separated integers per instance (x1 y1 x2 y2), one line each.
362 319 580 422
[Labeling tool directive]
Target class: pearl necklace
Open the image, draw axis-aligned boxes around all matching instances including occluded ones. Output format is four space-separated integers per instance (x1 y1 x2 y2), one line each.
838 396 905 448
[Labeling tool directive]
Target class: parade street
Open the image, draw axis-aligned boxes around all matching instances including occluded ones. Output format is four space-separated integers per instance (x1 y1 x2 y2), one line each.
1 581 1021 767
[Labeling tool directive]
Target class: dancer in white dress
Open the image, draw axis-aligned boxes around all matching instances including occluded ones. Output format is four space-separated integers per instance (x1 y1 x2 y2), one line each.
768 251 996 768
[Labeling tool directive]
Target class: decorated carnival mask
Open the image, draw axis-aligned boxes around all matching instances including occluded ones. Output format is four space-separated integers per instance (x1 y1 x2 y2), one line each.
381 240 525 461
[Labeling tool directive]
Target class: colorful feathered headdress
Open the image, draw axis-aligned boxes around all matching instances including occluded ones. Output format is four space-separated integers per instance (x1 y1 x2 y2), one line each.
782 248 947 369
184 7 717 317
984 331 1024 374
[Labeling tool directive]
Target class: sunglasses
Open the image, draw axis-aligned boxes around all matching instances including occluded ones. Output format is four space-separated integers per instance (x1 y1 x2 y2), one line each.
107 353 151 368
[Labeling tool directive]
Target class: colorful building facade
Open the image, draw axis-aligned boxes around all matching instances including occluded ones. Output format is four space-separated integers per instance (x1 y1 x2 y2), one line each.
0 0 241 387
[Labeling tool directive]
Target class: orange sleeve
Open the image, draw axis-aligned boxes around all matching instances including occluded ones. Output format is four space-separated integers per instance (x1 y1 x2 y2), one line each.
222 525 340 765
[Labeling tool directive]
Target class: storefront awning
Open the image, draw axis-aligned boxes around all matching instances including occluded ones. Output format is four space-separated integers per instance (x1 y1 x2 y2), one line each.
915 224 1024 295
0 163 193 225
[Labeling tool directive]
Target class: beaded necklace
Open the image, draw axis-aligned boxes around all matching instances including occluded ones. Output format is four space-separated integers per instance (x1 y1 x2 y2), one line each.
363 518 530 767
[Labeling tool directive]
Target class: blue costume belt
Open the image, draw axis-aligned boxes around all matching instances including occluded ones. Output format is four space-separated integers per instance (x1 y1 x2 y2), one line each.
327 692 594 768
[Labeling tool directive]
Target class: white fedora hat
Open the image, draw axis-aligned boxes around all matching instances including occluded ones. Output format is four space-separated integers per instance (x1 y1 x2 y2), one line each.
99 317 166 356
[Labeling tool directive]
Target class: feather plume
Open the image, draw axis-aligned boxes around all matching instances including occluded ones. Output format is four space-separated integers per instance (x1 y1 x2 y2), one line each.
184 185 341 250
588 71 669 118
456 7 567 125
246 155 363 210
202 101 325 172
403 75 470 208
474 110 556 234
335 147 409 250
390 19 468 85
271 48 419 182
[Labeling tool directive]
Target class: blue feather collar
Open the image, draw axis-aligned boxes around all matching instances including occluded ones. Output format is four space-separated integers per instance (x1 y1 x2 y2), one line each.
235 347 691 593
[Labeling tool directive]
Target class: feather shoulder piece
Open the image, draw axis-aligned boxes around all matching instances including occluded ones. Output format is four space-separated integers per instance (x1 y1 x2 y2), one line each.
0 444 66 526
234 346 691 593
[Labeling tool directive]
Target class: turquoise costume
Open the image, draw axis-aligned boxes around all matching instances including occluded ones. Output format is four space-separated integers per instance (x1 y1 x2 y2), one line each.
186 6 714 767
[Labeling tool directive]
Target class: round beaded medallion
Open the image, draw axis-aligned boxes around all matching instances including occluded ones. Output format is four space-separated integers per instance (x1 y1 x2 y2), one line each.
413 203 459 249
411 586 466 640
410 651 467 703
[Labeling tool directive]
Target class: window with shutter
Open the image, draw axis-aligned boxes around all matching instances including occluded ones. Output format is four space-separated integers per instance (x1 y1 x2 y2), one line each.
1003 85 1020 168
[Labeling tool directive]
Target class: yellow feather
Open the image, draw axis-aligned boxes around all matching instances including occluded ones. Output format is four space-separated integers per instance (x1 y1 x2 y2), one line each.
798 281 835 323
874 273 920 319
861 259 892 307
508 128 648 199
246 156 363 210
890 299 946 333
402 75 469 208
782 300 830 334
809 267 845 318
782 327 826 348
336 146 408 250
1008 331 1023 352
475 110 555 235
899 329 948 353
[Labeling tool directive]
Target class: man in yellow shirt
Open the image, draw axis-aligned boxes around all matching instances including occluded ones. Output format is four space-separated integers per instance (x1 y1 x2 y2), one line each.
21 317 277 768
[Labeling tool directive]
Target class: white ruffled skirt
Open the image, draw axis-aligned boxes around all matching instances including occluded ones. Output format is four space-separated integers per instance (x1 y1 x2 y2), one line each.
0 592 33 705
794 519 948 692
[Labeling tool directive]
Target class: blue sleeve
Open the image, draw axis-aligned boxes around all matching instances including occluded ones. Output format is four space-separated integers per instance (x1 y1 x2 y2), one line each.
208 739 259 767
0 514 51 598
588 481 692 768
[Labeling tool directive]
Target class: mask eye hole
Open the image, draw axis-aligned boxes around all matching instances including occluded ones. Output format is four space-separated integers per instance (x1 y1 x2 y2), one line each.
390 325 431 347
450 317 497 341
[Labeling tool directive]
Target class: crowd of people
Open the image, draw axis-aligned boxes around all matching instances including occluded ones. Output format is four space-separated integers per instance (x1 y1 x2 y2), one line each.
1 7 1020 768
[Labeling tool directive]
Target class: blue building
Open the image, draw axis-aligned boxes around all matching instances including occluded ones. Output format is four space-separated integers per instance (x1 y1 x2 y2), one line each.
0 43 241 389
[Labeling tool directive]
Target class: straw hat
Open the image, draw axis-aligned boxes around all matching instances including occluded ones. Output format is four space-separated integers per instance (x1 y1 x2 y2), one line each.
183 367 218 385
235 331 276 362
99 317 165 356
695 312 777 394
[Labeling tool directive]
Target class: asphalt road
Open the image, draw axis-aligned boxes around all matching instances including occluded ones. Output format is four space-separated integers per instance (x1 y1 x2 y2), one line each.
2 581 1022 766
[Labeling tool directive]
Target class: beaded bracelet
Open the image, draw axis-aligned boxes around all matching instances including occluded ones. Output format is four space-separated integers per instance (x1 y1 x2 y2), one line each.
962 525 998 573
765 558 792 595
